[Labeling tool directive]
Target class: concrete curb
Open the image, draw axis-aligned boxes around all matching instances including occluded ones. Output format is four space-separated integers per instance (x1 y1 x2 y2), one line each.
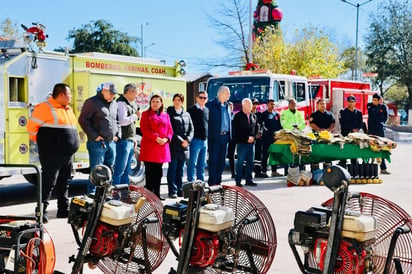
385 129 412 143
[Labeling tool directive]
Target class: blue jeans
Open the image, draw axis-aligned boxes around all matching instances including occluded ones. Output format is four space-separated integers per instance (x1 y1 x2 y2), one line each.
87 140 116 193
235 143 254 184
187 138 207 182
113 139 135 185
208 134 229 185
167 158 185 195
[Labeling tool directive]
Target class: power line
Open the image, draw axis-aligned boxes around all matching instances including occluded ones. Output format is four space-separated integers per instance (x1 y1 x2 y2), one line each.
146 48 207 62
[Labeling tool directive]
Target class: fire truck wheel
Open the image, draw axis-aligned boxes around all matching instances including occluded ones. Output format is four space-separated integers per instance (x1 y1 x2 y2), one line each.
128 147 145 186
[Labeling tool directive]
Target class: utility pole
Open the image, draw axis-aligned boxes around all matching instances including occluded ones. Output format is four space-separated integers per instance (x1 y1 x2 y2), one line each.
140 22 148 57
341 0 372 81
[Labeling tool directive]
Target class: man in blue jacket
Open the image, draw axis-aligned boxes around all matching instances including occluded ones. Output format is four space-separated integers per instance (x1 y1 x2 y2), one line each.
206 86 231 185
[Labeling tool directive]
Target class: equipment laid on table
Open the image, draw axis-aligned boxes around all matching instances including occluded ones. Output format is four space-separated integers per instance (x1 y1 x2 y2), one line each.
269 131 396 184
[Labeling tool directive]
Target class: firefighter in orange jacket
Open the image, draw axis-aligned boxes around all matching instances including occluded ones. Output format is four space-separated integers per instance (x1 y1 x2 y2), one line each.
27 83 79 223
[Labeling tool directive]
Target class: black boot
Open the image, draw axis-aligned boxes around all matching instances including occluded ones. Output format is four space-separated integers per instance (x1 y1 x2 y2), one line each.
57 200 69 218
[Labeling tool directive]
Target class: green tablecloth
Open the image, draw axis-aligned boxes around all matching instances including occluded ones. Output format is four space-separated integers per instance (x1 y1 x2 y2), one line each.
268 143 391 165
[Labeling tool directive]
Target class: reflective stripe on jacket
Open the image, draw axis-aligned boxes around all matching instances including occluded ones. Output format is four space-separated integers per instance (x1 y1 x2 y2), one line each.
27 97 79 155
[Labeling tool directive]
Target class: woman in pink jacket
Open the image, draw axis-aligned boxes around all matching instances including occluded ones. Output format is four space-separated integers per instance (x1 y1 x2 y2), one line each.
139 94 173 200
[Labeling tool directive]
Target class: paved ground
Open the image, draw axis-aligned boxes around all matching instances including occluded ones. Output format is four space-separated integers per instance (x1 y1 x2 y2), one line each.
1 143 411 273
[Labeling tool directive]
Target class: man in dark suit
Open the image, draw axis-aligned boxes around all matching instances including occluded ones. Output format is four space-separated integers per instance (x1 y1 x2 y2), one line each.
206 86 231 185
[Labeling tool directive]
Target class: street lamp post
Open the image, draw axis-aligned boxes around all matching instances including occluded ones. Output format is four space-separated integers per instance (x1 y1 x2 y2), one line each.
144 42 155 58
140 22 149 57
341 0 372 81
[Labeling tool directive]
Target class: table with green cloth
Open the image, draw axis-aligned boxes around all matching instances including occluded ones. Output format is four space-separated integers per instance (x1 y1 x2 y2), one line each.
268 143 391 166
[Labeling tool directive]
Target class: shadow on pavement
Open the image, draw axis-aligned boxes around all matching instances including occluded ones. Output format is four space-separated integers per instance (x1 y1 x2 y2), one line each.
0 179 89 207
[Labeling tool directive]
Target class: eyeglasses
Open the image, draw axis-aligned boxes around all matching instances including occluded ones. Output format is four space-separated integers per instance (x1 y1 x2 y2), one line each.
198 96 208 100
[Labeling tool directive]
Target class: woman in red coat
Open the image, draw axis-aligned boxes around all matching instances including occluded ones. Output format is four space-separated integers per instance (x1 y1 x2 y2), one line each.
139 94 173 200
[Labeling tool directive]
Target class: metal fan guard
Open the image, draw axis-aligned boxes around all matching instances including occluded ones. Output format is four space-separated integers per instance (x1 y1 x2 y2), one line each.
202 185 277 274
97 186 168 273
312 192 412 273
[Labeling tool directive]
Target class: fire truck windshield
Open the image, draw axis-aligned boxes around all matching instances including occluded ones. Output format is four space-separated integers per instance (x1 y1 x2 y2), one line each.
206 76 271 104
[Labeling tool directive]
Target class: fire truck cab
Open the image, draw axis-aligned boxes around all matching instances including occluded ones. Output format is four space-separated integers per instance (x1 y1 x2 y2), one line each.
206 71 310 119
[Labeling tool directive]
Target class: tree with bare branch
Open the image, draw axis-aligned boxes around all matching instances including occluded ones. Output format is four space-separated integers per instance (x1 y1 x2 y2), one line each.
203 0 250 70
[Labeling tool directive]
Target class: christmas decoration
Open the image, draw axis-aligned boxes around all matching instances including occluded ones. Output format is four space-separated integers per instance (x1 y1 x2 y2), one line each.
253 0 283 39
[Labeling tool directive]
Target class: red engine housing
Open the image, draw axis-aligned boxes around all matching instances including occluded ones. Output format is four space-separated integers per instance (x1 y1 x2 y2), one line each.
90 223 119 257
180 230 219 268
314 238 366 274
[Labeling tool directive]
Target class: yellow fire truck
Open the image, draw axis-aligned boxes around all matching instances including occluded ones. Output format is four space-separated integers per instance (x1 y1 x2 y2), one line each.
0 39 186 184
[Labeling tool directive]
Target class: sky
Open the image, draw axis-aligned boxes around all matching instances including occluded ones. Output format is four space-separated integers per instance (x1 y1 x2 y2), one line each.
2 0 384 74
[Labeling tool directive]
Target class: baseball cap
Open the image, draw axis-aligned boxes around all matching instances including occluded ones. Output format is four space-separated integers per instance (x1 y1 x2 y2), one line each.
252 98 259 104
347 95 356 102
98 82 117 94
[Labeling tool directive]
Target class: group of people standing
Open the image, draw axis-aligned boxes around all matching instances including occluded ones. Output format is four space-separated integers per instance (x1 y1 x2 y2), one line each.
308 93 390 174
27 81 390 221
78 82 140 195
28 82 141 222
139 86 230 199
229 97 306 186
227 91 390 186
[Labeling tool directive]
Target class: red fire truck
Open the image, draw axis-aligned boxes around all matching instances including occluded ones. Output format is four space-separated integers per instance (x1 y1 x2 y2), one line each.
206 72 395 132
308 79 375 133
308 78 399 131
206 70 311 118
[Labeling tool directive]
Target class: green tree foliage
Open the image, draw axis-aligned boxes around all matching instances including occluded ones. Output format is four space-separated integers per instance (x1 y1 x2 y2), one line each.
252 27 287 72
67 20 138 56
253 27 345 78
385 84 408 108
365 0 412 116
0 18 20 37
340 47 367 80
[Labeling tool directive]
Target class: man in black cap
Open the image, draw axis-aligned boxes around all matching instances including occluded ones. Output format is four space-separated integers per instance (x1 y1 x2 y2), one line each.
251 98 265 177
339 95 363 167
339 95 363 137
367 93 390 174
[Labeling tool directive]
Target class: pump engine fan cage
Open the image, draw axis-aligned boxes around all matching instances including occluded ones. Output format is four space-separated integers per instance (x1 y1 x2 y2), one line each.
205 185 277 274
97 185 168 273
319 192 412 273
